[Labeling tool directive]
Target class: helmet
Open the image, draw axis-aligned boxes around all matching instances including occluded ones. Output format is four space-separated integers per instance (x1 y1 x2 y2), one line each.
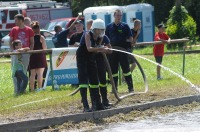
91 19 105 30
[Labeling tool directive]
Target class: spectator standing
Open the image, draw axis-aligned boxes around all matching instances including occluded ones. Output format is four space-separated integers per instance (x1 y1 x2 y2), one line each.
24 17 32 27
29 21 47 91
52 15 81 48
86 19 93 31
153 24 171 80
122 19 141 82
129 19 141 72
69 20 84 47
9 14 34 51
106 9 134 93
9 14 34 94
68 20 84 87
11 40 29 95
9 14 34 70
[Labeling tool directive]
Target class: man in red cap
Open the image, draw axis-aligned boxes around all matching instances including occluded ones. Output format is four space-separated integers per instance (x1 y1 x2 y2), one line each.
153 24 171 80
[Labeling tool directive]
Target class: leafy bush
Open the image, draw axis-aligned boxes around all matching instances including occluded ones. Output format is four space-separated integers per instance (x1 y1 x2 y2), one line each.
166 5 197 49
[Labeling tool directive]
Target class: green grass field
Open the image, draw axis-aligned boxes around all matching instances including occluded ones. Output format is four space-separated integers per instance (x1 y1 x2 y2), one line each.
0 47 200 122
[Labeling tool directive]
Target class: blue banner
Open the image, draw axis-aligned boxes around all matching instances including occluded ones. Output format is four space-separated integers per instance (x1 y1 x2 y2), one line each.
47 68 79 85
43 48 79 88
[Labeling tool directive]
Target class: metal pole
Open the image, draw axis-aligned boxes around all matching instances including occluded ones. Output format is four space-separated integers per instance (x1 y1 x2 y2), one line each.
182 46 186 76
49 54 54 90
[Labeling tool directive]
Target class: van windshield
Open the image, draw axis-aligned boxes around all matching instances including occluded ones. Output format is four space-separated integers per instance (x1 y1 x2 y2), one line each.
44 20 69 31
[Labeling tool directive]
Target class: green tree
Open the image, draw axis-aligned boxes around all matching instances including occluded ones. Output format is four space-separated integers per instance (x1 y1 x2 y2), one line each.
151 0 175 25
166 2 196 49
182 0 200 36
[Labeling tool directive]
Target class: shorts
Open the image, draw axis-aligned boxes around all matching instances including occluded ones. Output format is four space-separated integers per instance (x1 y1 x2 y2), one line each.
155 56 163 64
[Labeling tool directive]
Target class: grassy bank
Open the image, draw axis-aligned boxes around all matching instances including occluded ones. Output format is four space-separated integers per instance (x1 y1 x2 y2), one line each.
0 49 200 124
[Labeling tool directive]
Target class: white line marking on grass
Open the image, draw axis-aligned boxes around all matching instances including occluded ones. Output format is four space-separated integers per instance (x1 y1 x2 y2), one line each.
8 94 69 109
12 98 50 108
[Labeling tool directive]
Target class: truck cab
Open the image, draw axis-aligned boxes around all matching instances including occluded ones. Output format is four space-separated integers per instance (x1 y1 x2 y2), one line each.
0 7 24 29
0 1 72 29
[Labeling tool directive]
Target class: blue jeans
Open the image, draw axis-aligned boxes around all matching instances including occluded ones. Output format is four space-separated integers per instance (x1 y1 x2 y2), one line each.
15 70 28 94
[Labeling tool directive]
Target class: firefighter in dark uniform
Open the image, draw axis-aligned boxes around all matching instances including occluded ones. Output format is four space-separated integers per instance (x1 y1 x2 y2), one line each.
76 19 111 112
95 34 112 109
85 18 111 109
106 9 134 93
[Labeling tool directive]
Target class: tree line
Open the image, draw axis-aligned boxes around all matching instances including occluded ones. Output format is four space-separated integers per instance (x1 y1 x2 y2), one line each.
67 0 199 36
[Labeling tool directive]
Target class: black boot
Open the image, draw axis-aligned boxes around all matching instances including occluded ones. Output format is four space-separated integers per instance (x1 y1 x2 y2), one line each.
125 75 134 93
100 87 111 109
80 88 91 112
89 88 104 111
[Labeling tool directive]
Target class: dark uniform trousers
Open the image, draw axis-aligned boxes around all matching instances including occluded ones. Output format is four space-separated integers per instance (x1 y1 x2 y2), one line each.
108 49 133 91
96 53 109 106
76 46 103 111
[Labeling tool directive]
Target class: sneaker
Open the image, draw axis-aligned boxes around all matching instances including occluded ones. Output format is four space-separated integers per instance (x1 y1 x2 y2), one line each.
35 88 42 92
40 88 46 91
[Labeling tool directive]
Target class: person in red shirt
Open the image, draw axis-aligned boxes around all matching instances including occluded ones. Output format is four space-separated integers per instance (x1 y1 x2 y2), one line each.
153 24 171 80
9 14 34 51
9 14 34 94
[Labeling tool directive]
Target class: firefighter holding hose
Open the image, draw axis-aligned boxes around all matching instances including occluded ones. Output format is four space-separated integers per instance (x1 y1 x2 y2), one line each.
76 19 111 112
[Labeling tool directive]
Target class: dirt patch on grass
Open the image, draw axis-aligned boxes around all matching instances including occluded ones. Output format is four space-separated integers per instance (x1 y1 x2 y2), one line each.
0 86 198 125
